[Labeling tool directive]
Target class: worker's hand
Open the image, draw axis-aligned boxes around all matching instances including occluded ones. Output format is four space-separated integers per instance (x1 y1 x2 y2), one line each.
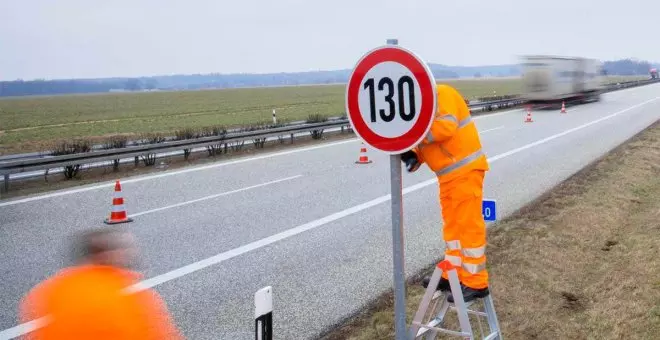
400 150 420 173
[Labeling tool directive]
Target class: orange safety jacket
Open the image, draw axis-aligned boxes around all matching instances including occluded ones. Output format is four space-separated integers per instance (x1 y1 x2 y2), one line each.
20 264 183 340
412 84 489 182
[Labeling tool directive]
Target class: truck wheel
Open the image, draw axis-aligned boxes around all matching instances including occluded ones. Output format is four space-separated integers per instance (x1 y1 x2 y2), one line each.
592 93 601 102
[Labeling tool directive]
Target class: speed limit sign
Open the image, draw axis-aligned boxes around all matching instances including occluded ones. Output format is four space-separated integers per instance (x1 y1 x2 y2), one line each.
345 41 437 340
345 45 437 154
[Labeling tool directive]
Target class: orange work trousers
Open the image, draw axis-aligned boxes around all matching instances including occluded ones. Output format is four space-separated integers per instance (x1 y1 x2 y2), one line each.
439 169 489 289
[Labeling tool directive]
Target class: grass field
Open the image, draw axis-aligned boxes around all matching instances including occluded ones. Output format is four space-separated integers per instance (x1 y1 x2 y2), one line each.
0 75 647 155
321 120 660 339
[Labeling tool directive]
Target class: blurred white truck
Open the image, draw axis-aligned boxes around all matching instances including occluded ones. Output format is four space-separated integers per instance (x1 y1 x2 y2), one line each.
520 55 604 105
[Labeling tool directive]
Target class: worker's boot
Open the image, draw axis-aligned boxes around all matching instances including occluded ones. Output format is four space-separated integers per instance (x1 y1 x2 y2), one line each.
422 276 451 292
447 285 489 303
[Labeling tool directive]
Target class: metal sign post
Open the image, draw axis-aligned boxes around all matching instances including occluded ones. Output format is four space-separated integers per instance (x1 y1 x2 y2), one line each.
389 152 407 338
345 39 437 340
386 38 408 340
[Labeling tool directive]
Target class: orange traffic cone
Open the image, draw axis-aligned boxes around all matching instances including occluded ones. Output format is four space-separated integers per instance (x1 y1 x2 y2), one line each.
355 143 372 164
524 106 533 123
560 101 567 113
104 180 133 224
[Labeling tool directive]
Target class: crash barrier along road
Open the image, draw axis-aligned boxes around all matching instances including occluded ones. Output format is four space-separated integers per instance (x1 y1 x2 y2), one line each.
0 101 519 193
1 77 657 194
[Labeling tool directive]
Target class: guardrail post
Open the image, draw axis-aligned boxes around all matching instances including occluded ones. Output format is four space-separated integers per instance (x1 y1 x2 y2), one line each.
290 133 294 144
2 174 8 194
255 286 273 340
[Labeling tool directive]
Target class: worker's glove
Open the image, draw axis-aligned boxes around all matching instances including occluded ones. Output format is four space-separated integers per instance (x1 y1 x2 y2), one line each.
400 150 421 173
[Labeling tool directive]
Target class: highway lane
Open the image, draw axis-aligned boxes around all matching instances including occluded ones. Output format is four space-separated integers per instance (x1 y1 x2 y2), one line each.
1 83 659 339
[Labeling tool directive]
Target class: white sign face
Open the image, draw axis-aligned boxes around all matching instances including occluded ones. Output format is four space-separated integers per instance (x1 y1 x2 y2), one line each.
357 61 423 138
346 45 436 154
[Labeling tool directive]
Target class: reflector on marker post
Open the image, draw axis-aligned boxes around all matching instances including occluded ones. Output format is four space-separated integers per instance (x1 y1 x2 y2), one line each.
254 286 273 340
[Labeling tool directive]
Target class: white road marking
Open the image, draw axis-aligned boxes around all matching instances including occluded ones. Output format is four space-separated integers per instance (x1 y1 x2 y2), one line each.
480 126 505 134
0 111 520 207
0 318 49 340
1 97 658 339
129 175 302 218
472 108 522 119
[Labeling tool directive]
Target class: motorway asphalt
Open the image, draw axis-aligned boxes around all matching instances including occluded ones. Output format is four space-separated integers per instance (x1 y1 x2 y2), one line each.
1 83 660 339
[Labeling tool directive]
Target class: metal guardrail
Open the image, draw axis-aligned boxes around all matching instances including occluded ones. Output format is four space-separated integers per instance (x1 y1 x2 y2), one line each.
1 78 658 193
1 120 346 172
1 99 519 164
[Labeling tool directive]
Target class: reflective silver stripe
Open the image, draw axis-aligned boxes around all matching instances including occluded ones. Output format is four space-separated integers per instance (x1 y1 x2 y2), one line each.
462 262 486 274
458 116 472 128
445 240 461 250
435 149 485 176
427 115 467 143
462 246 485 258
436 114 458 123
445 255 462 266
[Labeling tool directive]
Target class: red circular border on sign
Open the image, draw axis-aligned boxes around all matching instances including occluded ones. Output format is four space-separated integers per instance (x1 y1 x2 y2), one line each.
347 47 435 153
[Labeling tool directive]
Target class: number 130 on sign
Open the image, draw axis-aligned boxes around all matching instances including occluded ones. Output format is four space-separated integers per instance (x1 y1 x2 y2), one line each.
346 46 437 154
363 76 416 123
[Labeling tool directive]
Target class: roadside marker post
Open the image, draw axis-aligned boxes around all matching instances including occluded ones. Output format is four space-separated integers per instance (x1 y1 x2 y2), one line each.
254 286 273 340
346 39 437 340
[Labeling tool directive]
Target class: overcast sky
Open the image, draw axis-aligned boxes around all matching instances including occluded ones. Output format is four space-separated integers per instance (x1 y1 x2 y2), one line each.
1 0 656 80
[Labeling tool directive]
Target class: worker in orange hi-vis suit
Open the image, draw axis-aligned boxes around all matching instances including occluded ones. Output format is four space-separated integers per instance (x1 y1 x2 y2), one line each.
400 83 490 303
19 227 184 340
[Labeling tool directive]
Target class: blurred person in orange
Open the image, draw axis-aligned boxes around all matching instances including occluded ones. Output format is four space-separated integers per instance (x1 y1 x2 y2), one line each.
19 227 184 339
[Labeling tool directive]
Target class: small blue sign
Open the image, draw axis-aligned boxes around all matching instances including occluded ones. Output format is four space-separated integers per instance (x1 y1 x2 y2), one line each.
482 199 497 221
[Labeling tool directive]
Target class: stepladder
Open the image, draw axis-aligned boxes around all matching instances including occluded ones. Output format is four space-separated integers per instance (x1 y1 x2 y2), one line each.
409 260 503 340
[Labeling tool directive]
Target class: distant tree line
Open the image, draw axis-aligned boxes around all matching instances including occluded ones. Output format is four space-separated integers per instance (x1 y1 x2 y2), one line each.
601 59 656 76
0 78 158 97
0 59 656 97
